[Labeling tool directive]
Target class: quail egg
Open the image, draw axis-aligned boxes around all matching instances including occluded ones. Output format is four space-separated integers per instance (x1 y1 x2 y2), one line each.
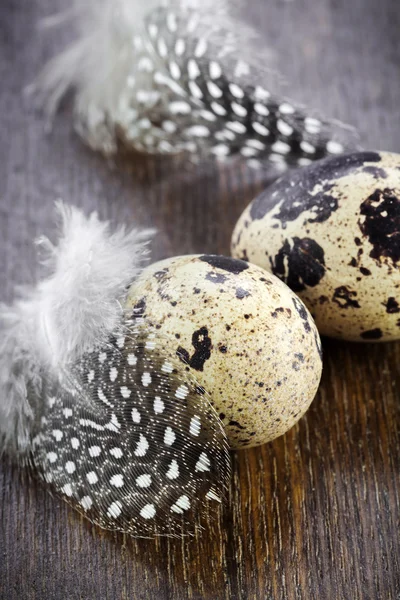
125 254 322 448
232 151 400 341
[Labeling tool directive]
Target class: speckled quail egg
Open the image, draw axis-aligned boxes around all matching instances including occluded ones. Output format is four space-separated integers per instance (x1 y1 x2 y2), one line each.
231 151 400 342
125 254 322 449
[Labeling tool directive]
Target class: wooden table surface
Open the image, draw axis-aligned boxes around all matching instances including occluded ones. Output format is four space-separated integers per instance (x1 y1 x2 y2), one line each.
1 0 400 598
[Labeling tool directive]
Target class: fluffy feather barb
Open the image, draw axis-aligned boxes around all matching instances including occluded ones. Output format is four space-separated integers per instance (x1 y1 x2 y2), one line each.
0 202 153 455
36 202 153 367
31 0 175 152
0 298 44 455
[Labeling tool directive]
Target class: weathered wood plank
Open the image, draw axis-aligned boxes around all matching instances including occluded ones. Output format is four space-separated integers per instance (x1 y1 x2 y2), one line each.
1 0 400 598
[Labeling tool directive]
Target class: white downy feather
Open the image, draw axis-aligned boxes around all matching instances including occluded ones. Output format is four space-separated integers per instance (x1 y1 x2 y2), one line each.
32 0 162 152
0 202 153 455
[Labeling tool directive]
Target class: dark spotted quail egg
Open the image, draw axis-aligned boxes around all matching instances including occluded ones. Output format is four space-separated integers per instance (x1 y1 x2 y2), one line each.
125 254 322 449
231 151 400 342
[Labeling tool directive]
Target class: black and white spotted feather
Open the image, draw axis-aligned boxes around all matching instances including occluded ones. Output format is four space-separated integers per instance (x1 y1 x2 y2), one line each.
0 203 230 537
33 0 355 170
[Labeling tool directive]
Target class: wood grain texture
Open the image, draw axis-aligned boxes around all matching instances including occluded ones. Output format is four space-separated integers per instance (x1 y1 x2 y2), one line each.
1 0 400 598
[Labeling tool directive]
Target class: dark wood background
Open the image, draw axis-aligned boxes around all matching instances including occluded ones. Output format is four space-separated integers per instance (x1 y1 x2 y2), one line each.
1 0 400 598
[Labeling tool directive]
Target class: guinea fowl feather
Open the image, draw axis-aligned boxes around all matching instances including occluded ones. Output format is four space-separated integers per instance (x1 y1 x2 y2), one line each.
31 0 356 168
0 203 230 537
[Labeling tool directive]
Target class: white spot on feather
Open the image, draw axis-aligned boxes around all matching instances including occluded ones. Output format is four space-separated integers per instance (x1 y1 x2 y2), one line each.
169 61 181 80
300 141 316 154
62 484 73 497
246 139 266 150
110 474 124 488
52 429 63 442
304 117 322 134
206 490 221 502
157 38 168 58
136 474 152 488
47 452 58 463
164 427 176 446
109 447 123 459
254 103 269 116
327 140 344 154
161 361 173 373
272 140 292 155
298 157 312 166
241 147 258 157
166 460 179 479
207 81 223 99
209 61 222 79
154 397 165 413
194 38 207 57
211 102 227 116
175 38 185 56
231 103 247 118
229 83 244 98
200 110 216 122
135 434 149 456
280 102 295 114
190 416 201 436
107 501 122 519
131 408 141 423
187 125 210 138
212 144 230 157
226 121 246 134
127 354 137 366
87 471 98 485
175 385 189 399
140 504 156 519
141 372 152 387
162 120 177 133
277 119 294 137
80 496 93 511
169 101 191 115
188 59 200 79
89 445 101 457
196 452 211 472
120 386 131 398
171 495 190 513
252 122 270 136
189 80 203 99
